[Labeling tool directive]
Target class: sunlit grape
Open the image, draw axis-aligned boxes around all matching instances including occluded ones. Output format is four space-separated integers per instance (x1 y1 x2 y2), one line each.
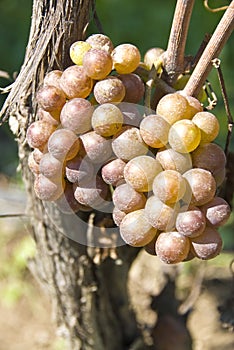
26 120 56 151
82 48 113 80
200 197 231 227
60 65 93 99
183 168 216 206
86 33 114 54
80 131 113 164
60 98 93 134
120 209 157 247
140 114 170 148
112 43 141 74
124 155 162 192
101 158 126 186
93 76 126 104
191 226 223 260
43 70 63 90
153 170 187 204
34 174 65 201
156 93 191 125
168 119 201 153
176 205 206 238
92 103 124 137
48 129 80 161
112 126 148 161
112 183 146 213
156 148 192 174
39 152 64 179
145 195 179 231
69 40 92 65
37 85 66 113
155 231 190 264
192 111 220 144
143 47 165 69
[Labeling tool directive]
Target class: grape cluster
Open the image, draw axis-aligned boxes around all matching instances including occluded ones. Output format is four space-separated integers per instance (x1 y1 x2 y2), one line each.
26 33 231 263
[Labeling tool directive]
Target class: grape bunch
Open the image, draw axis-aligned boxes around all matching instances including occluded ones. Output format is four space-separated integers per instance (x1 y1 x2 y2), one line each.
26 33 231 263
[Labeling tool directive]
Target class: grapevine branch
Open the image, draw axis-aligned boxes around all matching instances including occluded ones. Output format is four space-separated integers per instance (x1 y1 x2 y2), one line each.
164 0 195 85
183 1 234 97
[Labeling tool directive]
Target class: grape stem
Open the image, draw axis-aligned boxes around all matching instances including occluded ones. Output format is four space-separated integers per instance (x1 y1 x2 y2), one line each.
183 2 234 97
164 0 195 85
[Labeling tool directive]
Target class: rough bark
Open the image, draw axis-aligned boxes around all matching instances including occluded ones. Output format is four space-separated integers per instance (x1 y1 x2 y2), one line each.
1 1 144 349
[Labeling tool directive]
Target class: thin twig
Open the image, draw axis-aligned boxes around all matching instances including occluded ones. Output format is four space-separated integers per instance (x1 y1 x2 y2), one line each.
204 0 229 13
212 58 233 156
183 2 234 97
164 0 195 85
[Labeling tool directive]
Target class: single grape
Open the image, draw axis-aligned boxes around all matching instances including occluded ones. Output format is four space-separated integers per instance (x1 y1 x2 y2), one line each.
124 155 162 192
101 158 126 186
55 182 81 214
73 175 110 209
143 47 165 69
60 65 93 99
191 143 226 176
155 231 190 264
153 170 187 204
79 131 113 164
86 33 114 54
82 48 113 80
37 85 66 113
93 76 126 104
156 93 191 125
91 103 124 137
191 226 223 260
117 74 145 103
156 148 192 174
60 98 93 134
140 114 170 148
168 119 201 153
112 206 126 226
112 183 146 213
176 206 206 238
112 126 148 161
43 70 63 90
112 43 141 74
48 129 80 161
200 197 231 227
145 195 179 231
120 209 157 247
39 152 64 180
183 168 216 206
34 174 65 201
26 120 56 151
65 155 94 184
69 40 92 65
192 111 220 143
28 152 40 175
